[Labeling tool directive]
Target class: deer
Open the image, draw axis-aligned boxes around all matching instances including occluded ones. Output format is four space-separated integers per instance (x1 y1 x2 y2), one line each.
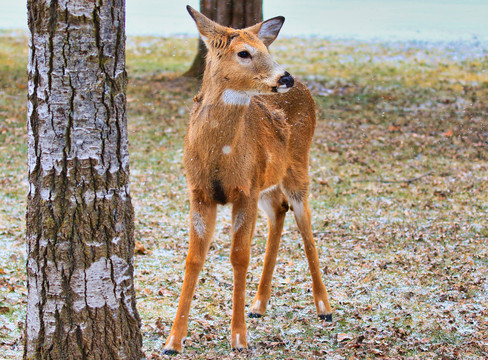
163 5 333 355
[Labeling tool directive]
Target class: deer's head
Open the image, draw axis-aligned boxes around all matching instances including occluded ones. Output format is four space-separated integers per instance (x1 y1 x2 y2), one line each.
187 5 294 104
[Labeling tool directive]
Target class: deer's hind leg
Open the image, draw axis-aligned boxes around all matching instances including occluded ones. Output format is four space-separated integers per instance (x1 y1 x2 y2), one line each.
282 175 333 321
249 186 289 318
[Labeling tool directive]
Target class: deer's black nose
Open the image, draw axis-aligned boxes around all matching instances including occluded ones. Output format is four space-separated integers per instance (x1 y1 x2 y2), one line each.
278 72 294 88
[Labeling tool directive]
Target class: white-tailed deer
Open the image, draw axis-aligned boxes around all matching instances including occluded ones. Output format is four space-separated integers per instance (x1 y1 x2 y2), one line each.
163 6 332 354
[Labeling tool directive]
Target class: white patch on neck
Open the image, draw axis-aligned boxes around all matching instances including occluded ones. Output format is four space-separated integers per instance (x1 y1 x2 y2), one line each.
222 89 252 106
193 212 206 238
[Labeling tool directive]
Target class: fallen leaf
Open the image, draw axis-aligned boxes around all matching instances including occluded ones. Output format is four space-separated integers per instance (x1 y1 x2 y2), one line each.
370 348 384 355
337 333 353 342
443 129 454 137
135 240 151 255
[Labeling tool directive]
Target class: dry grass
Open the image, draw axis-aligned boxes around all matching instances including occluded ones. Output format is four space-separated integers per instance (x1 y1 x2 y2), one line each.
0 31 487 359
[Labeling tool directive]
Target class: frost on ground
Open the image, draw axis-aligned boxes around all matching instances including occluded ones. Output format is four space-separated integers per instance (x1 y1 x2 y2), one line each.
1 32 487 359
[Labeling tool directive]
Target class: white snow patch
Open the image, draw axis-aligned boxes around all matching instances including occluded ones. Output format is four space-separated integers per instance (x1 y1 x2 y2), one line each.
222 145 232 155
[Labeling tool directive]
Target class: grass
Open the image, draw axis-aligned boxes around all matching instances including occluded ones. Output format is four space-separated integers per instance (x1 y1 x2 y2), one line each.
0 30 487 359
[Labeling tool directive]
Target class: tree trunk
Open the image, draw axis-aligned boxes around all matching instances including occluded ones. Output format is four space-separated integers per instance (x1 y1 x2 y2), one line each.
25 1 144 359
184 0 263 78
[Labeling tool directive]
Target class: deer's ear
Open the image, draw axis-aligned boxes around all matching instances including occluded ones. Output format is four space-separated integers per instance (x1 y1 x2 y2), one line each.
247 16 285 47
187 5 229 49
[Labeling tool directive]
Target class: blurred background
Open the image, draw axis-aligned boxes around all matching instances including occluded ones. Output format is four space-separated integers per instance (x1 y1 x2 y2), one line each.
1 0 487 42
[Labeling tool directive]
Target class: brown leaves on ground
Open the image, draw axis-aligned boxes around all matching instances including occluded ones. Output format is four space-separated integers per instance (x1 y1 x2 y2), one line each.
1 34 487 359
135 240 152 255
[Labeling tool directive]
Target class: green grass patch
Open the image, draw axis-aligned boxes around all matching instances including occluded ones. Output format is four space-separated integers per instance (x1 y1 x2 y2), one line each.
0 32 487 359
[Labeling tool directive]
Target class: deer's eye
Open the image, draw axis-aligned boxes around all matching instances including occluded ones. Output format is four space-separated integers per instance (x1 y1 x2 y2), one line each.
237 51 251 59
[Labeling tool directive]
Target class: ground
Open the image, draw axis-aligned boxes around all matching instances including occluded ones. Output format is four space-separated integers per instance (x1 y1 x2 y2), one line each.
0 31 487 359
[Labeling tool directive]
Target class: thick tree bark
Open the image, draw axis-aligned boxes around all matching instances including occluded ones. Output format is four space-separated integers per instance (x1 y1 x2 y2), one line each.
25 0 144 359
184 0 263 78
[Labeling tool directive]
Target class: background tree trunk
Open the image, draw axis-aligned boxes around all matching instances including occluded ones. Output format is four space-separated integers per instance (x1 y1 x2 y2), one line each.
25 0 144 359
184 0 263 78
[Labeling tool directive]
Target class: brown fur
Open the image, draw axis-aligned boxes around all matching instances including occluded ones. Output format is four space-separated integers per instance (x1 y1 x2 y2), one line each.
184 81 316 203
163 6 332 354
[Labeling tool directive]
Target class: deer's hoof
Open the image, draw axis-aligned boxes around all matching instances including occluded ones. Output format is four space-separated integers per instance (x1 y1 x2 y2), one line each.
248 312 262 318
232 347 248 352
162 349 179 356
319 313 333 322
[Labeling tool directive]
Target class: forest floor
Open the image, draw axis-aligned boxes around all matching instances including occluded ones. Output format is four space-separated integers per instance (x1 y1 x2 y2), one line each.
0 31 487 359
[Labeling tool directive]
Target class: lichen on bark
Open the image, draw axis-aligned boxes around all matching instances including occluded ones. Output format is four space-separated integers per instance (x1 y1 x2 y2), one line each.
25 1 144 359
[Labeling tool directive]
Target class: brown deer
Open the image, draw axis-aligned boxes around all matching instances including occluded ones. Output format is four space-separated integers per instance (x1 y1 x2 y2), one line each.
163 6 332 354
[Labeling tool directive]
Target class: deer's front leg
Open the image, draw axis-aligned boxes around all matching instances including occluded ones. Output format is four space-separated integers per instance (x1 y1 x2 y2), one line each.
163 194 217 355
230 193 258 350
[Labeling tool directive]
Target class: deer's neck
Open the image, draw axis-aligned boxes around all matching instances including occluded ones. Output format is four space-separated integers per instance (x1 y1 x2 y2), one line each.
188 83 252 147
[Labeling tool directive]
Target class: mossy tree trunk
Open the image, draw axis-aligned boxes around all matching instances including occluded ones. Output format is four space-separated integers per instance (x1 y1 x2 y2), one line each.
184 0 263 78
25 0 144 359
